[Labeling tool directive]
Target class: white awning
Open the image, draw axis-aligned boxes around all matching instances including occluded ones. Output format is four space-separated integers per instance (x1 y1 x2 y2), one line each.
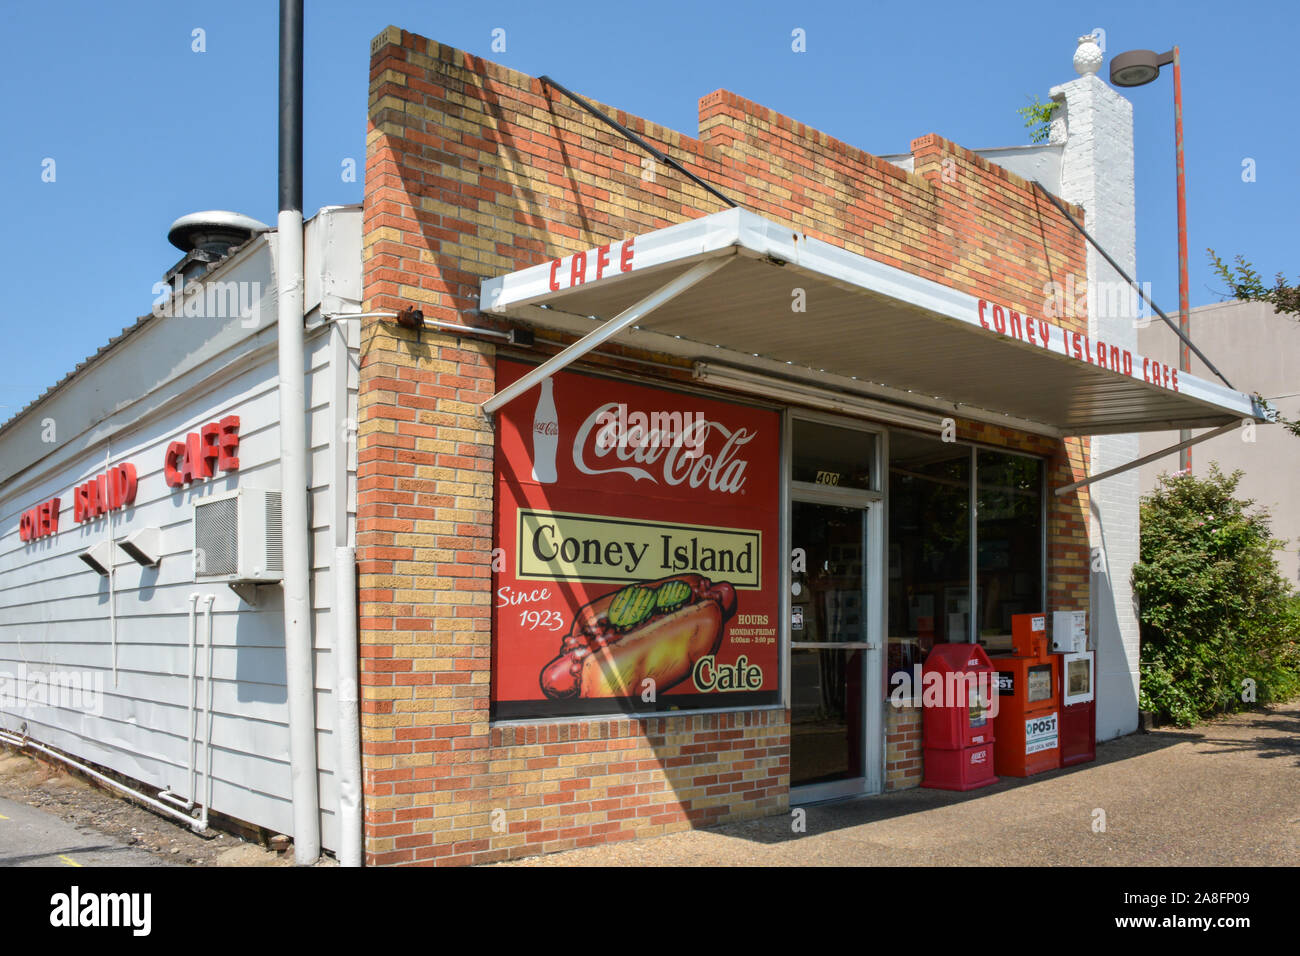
479 208 1262 437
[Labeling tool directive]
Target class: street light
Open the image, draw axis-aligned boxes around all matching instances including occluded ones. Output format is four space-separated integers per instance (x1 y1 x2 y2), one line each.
1110 46 1193 474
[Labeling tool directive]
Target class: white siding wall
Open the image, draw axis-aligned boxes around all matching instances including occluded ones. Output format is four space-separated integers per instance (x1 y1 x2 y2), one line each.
0 206 359 849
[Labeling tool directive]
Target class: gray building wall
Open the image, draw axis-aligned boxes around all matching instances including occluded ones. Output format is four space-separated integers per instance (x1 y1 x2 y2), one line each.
1138 300 1300 583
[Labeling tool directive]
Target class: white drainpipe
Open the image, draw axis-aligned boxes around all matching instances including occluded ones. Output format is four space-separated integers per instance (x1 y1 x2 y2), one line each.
0 730 206 831
199 593 217 832
277 218 320 863
278 210 320 865
159 593 202 810
334 545 361 866
276 0 320 867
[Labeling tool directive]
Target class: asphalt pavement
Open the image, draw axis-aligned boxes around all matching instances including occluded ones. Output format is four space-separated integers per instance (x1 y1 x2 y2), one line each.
0 795 172 867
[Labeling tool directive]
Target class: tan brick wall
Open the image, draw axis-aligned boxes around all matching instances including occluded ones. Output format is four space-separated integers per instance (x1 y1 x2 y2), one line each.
358 27 1091 865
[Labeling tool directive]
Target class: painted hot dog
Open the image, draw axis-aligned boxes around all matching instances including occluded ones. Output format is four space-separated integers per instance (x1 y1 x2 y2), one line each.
539 574 737 700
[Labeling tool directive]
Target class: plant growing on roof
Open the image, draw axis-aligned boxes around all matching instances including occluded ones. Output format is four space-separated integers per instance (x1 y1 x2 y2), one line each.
1017 95 1060 145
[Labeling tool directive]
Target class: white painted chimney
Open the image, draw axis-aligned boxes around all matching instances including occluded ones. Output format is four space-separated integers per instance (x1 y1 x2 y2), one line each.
1050 35 1142 742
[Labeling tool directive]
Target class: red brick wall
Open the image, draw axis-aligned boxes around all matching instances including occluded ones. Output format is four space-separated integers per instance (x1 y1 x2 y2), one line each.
885 705 923 790
358 27 1090 865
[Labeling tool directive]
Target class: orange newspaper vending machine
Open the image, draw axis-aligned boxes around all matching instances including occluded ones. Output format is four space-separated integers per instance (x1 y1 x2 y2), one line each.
990 613 1060 777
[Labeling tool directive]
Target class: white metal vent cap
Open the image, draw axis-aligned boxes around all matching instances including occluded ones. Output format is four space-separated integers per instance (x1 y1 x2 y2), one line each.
167 211 270 254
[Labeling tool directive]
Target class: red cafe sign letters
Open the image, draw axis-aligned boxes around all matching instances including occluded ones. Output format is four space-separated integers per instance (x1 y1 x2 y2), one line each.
21 462 141 541
977 298 1180 392
17 416 242 545
164 416 240 487
73 464 138 523
547 238 634 292
18 497 61 542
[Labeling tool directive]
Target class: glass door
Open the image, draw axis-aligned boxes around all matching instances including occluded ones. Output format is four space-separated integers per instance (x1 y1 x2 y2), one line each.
789 495 882 800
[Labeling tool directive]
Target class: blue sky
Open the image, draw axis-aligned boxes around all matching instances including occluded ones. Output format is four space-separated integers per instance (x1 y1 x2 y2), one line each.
1 0 1295 419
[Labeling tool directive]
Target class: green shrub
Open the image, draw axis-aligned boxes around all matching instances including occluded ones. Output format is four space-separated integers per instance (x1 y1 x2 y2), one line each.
1133 465 1300 726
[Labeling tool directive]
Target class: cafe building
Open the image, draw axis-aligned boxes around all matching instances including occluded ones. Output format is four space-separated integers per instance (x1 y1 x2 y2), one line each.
354 29 1259 865
0 28 1262 867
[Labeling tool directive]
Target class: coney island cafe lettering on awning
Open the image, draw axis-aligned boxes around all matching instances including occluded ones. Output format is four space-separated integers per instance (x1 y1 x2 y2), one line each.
480 208 1264 439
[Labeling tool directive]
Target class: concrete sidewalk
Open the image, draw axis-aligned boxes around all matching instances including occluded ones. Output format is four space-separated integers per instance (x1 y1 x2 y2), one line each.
498 701 1300 866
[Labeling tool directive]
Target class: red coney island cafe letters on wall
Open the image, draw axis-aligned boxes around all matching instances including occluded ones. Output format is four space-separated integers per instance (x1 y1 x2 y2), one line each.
492 360 781 720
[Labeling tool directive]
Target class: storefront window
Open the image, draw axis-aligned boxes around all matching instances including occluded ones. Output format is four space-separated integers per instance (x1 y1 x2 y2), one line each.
887 435 1044 679
792 420 876 490
887 432 970 683
975 449 1044 653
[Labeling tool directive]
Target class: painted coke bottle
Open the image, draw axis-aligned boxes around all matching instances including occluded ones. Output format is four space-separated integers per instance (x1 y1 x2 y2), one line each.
531 377 558 483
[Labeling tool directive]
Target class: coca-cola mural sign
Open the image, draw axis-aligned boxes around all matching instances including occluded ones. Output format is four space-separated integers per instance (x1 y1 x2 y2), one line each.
573 402 752 492
492 359 781 719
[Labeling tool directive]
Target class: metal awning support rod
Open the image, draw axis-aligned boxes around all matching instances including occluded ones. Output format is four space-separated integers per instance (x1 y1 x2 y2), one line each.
539 75 739 210
1031 181 1235 391
482 257 732 415
326 311 513 340
1055 419 1240 496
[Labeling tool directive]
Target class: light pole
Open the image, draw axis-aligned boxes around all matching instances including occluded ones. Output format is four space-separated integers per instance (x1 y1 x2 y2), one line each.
1110 47 1192 474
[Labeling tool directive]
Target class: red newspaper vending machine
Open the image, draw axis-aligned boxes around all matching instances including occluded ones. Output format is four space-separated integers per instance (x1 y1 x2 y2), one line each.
920 643 998 791
991 613 1059 777
1052 610 1096 765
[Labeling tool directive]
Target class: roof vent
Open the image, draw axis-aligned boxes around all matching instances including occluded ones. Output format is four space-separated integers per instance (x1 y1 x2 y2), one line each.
163 210 270 286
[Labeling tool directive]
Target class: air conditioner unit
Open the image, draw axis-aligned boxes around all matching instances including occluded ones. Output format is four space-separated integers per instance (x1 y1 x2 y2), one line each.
193 488 283 584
